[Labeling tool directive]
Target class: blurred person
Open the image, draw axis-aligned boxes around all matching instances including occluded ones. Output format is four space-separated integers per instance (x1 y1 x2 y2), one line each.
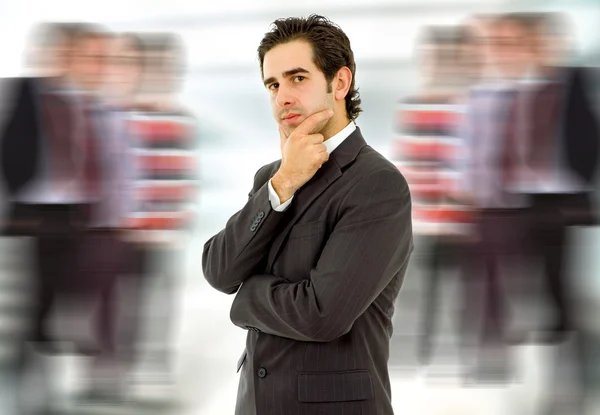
0 21 103 415
61 27 145 403
60 31 154 405
525 12 599 341
391 25 474 372
202 14 413 415
118 32 199 401
103 32 146 109
511 11 600 414
462 14 494 86
459 13 536 383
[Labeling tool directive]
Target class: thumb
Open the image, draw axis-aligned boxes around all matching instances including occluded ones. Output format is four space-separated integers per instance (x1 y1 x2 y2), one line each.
279 126 288 141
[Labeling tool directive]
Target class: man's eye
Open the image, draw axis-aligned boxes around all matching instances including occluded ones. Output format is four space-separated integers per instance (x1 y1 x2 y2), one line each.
294 76 305 82
268 83 279 90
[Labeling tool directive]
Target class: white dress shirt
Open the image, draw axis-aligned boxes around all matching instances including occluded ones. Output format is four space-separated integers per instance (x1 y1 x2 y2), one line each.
268 121 357 211
462 81 529 209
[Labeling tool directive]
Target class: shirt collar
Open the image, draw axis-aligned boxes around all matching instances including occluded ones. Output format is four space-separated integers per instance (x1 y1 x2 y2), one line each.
324 121 356 154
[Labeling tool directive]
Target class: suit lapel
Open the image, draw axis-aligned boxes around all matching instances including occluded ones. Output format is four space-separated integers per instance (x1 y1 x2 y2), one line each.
266 128 367 272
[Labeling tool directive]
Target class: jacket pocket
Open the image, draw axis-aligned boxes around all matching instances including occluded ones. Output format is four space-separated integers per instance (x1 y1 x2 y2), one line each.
297 370 373 403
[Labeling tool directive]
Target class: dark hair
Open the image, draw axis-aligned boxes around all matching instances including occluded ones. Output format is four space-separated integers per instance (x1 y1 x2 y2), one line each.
141 32 185 74
70 23 107 44
497 12 537 31
258 14 362 121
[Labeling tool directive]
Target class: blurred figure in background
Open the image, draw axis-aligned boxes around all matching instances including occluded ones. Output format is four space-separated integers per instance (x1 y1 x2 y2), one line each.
519 11 599 343
512 11 600 413
459 13 535 383
67 27 138 403
0 21 105 414
50 22 109 352
120 32 199 401
392 25 474 373
462 14 494 86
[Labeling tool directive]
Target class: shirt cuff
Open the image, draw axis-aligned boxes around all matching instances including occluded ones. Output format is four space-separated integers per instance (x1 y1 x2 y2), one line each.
268 179 293 212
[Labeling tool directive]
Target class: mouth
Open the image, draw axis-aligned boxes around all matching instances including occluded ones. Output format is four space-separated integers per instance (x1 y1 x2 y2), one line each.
281 113 301 124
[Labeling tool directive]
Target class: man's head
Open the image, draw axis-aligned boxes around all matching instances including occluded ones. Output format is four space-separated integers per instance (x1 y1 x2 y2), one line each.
258 15 361 139
533 12 573 70
25 22 74 79
141 32 186 97
462 14 494 83
415 25 466 89
488 13 535 80
104 32 145 103
69 25 109 94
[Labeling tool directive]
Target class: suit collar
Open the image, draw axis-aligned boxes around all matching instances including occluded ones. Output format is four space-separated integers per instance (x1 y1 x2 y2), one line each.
324 121 356 154
266 127 367 271
330 126 368 170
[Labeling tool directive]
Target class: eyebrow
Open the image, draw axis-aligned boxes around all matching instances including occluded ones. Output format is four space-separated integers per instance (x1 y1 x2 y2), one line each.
263 67 310 87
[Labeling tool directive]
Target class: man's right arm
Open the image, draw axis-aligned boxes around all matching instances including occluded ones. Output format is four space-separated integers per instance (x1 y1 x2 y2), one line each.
204 109 333 294
202 164 289 295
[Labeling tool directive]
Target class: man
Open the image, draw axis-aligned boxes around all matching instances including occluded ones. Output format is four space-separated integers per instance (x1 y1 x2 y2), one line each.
69 31 153 403
523 12 599 341
515 12 600 414
0 21 99 415
203 15 413 415
65 27 139 401
460 13 534 382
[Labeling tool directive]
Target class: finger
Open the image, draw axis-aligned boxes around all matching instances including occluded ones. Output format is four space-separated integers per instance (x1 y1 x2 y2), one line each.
316 152 329 168
294 109 334 136
304 134 325 145
318 144 328 153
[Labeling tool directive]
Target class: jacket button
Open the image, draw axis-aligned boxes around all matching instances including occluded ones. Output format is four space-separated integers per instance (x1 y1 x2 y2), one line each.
258 211 265 219
258 367 267 378
250 224 257 232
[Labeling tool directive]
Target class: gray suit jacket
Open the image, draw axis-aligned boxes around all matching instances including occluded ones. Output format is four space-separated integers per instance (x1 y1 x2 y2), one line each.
203 128 413 415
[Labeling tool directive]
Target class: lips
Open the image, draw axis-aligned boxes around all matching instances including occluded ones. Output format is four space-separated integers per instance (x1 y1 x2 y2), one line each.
282 113 300 123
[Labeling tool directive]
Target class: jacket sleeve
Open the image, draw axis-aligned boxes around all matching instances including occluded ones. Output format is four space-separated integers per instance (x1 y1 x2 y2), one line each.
0 78 39 195
202 163 288 294
566 67 600 183
229 168 413 342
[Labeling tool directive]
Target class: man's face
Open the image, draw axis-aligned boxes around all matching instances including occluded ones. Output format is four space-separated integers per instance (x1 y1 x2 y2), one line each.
28 32 69 78
105 37 142 100
465 19 491 78
71 36 105 92
535 29 569 69
490 20 531 79
262 40 335 137
143 50 178 95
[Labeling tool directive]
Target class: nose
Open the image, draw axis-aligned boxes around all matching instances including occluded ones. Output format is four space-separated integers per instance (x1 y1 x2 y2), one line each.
275 84 295 108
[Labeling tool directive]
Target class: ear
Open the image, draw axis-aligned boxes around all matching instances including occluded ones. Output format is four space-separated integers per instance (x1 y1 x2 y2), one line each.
333 66 352 101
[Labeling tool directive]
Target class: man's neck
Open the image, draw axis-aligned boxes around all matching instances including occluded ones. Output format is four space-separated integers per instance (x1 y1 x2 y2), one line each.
322 116 351 142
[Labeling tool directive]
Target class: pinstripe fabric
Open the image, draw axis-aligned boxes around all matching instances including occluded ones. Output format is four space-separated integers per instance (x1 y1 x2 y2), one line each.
203 128 413 415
